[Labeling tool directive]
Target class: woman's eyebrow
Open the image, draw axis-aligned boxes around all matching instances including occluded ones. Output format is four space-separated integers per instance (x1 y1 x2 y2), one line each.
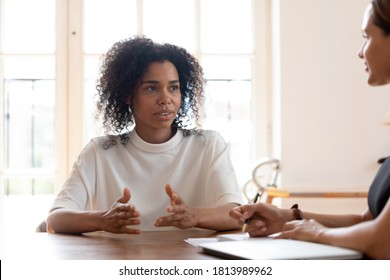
140 80 180 84
140 80 159 84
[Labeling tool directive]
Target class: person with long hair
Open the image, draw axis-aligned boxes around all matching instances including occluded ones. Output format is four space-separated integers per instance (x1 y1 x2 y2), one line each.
230 0 390 259
46 36 243 234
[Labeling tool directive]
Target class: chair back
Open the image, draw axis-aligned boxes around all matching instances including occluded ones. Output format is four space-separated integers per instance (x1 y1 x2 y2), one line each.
242 158 281 203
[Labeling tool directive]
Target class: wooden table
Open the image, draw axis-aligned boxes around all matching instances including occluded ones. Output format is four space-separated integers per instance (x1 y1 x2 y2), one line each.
1 229 226 260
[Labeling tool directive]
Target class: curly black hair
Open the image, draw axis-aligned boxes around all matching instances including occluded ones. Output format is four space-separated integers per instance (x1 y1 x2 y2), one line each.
95 36 206 144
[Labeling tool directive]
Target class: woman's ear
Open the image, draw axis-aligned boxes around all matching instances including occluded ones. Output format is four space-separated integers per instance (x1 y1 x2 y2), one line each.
126 96 132 106
126 88 137 106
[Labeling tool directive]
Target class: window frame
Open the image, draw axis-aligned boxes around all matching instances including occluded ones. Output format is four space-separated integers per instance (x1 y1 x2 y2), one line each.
0 0 274 195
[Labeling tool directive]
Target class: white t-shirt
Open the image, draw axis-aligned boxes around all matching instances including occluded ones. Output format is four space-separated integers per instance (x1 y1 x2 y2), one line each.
50 129 244 230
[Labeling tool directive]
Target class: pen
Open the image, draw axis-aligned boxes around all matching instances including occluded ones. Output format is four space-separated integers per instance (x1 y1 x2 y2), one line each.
241 192 261 233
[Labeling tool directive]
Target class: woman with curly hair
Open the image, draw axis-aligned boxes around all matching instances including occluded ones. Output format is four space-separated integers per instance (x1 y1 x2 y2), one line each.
230 0 390 259
46 36 243 234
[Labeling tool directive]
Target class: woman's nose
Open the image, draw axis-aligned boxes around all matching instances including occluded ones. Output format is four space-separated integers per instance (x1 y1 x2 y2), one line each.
158 89 172 104
357 43 365 59
357 48 363 59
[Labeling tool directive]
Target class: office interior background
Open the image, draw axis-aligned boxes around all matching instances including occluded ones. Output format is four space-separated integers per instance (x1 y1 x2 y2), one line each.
1 0 390 233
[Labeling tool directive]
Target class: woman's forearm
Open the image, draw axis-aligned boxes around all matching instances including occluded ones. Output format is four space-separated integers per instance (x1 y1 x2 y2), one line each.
194 203 241 231
46 209 104 234
317 202 390 259
301 211 365 228
317 219 390 259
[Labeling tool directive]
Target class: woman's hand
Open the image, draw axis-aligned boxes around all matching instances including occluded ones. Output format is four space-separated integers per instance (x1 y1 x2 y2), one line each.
277 219 327 242
155 184 197 229
100 187 141 234
229 203 290 237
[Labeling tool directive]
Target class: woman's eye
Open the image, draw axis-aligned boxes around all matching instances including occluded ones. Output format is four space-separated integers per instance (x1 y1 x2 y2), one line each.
170 85 179 91
146 86 157 92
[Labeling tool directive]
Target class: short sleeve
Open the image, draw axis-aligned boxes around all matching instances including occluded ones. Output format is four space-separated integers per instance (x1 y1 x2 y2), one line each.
204 132 244 206
49 140 98 212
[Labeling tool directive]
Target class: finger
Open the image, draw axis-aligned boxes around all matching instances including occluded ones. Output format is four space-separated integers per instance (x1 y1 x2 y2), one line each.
124 204 139 216
155 217 172 227
229 207 243 219
234 208 255 222
251 219 266 228
241 204 259 214
117 208 140 219
166 203 186 214
277 230 294 239
242 203 269 218
245 219 266 233
117 217 141 227
171 193 183 206
165 184 183 206
282 220 300 230
108 205 140 225
155 213 184 227
247 226 267 237
155 214 177 225
116 226 141 234
117 187 131 204
166 206 176 214
113 204 139 216
165 184 174 199
104 216 141 234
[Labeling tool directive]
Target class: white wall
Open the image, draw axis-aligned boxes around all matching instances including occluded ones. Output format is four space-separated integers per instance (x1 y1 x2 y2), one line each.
274 0 390 212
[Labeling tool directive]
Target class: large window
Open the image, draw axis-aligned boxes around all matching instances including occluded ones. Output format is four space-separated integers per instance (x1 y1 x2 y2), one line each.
0 0 58 231
83 0 265 186
0 0 272 231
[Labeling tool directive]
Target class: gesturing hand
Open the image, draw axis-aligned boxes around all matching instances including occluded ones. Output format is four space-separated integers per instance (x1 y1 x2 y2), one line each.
101 187 141 234
154 184 197 229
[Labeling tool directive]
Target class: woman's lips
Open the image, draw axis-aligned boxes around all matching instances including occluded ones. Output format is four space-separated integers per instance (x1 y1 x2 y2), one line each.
154 111 174 121
364 62 369 72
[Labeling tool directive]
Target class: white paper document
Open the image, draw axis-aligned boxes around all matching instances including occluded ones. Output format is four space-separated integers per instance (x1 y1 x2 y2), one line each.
184 232 249 247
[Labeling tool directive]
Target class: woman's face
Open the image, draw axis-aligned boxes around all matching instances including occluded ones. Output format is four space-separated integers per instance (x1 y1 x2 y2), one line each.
358 4 390 86
132 61 181 143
